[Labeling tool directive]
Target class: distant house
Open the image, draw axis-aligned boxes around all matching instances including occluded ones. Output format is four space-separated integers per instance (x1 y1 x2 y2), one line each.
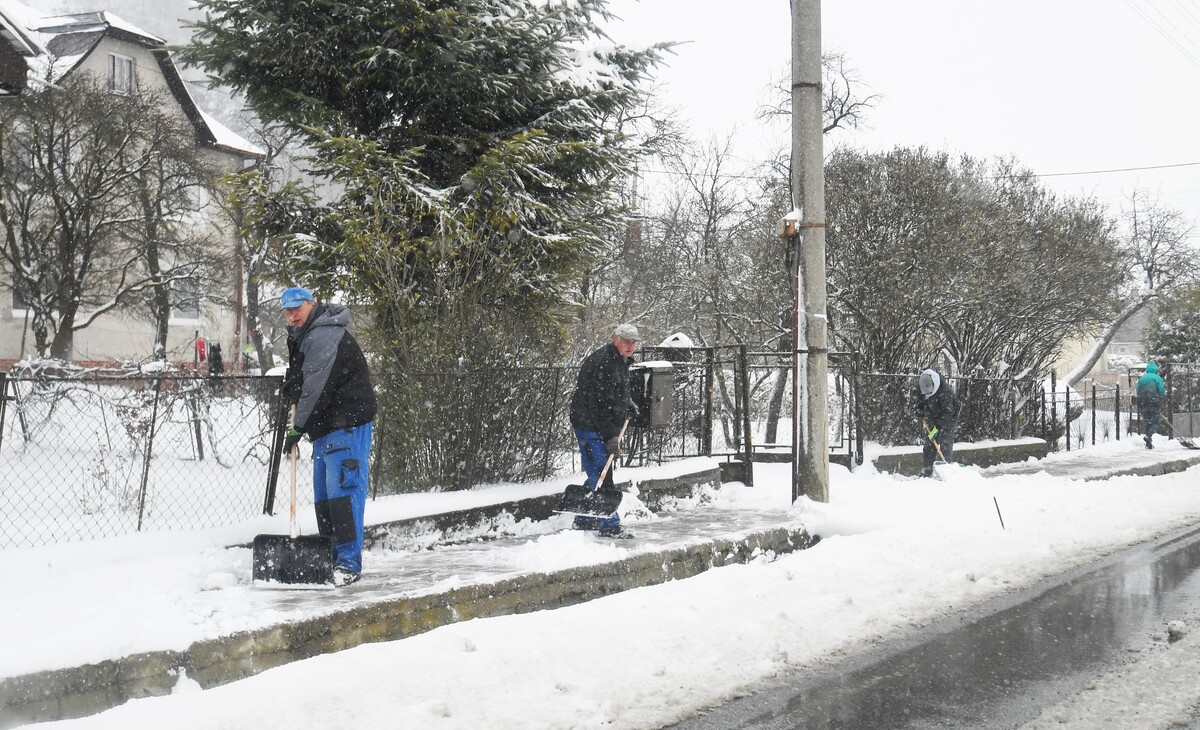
0 0 42 95
0 1 264 368
1106 305 1153 372
1057 305 1154 386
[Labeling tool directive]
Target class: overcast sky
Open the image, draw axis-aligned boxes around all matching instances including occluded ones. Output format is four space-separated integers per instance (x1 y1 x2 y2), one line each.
604 0 1200 238
32 0 1200 235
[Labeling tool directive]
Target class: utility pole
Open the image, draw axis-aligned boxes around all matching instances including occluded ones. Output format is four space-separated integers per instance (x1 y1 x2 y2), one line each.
790 0 829 503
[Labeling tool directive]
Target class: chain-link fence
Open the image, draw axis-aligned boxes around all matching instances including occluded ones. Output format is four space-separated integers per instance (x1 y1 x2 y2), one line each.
11 358 1178 549
0 372 301 549
374 366 577 494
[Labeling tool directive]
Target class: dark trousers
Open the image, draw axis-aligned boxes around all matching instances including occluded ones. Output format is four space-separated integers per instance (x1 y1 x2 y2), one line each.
923 428 955 470
1139 402 1162 440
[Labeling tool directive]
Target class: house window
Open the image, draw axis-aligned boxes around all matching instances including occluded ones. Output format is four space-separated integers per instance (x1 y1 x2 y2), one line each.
170 278 201 321
108 54 135 94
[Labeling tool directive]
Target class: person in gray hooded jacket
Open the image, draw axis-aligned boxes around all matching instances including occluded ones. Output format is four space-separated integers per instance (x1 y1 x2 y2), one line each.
280 287 377 586
913 368 959 477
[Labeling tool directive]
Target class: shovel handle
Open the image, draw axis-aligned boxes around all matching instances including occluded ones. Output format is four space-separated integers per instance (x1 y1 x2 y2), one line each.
923 419 949 463
596 417 631 487
288 406 299 539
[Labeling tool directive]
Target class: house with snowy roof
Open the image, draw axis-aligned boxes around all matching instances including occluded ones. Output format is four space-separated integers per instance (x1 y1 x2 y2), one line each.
0 0 41 95
0 0 264 369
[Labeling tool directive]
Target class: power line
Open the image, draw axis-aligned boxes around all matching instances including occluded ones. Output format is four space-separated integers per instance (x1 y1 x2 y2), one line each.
638 160 1200 182
1035 160 1200 178
1122 0 1200 70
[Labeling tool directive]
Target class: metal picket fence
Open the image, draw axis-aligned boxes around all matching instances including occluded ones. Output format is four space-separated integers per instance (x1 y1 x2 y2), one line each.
632 346 863 477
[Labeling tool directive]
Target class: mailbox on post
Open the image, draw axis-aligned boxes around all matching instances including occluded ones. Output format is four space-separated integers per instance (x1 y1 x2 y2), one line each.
630 361 674 429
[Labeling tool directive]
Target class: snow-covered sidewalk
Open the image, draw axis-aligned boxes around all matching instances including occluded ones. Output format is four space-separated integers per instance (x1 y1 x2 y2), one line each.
8 438 1200 729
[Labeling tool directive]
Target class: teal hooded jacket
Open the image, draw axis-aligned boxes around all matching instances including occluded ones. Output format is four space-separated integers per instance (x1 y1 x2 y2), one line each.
1136 362 1165 405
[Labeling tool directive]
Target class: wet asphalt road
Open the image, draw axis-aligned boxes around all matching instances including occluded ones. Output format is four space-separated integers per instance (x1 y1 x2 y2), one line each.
670 523 1200 729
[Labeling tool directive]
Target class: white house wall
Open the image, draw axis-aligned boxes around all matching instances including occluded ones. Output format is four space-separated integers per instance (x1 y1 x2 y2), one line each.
0 32 253 369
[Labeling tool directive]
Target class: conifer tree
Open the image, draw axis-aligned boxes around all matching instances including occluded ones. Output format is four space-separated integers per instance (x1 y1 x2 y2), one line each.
184 0 668 490
184 0 668 363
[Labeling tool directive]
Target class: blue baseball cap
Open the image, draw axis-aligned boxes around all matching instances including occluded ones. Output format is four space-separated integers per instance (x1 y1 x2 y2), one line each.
280 287 314 309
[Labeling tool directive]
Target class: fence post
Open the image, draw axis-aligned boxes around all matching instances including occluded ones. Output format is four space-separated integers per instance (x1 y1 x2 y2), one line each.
1091 384 1097 446
852 356 864 465
262 376 288 515
187 387 205 461
738 345 754 486
1051 372 1062 451
136 376 165 532
538 369 561 480
703 348 715 456
1115 383 1121 441
1009 378 1016 439
1164 363 1174 432
370 407 383 500
0 372 6 455
1039 387 1046 442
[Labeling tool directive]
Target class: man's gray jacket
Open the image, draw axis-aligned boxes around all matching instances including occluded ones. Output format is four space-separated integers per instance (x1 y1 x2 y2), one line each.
283 303 376 440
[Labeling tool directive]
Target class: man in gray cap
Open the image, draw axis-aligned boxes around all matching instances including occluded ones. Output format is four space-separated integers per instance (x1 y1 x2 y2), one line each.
280 286 377 585
567 323 643 535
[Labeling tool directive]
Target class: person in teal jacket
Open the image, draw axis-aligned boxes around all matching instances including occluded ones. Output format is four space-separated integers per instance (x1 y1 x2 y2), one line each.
1136 362 1166 449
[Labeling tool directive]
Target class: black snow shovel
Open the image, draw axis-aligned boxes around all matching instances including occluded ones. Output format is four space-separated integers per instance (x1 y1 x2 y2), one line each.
555 419 628 518
1161 416 1200 449
253 416 334 585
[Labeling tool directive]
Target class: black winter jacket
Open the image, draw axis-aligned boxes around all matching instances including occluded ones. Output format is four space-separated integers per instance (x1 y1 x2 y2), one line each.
569 342 632 440
913 380 960 432
283 303 377 441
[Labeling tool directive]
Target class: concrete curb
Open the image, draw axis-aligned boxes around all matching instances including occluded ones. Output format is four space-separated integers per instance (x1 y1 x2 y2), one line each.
0 523 815 727
1081 453 1200 481
873 440 1050 476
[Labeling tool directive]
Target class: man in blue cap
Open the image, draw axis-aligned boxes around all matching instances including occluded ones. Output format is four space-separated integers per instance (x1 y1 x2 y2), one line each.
280 286 377 586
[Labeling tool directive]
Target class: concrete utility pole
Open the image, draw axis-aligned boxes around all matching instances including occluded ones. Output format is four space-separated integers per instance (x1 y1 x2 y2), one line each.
790 0 829 503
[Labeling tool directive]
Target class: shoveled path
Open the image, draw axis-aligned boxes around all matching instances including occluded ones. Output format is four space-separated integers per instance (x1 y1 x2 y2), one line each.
982 438 1200 481
0 501 811 728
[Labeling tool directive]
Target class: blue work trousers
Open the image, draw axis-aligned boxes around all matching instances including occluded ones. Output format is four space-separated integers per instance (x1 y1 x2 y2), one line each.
573 427 619 530
312 422 373 573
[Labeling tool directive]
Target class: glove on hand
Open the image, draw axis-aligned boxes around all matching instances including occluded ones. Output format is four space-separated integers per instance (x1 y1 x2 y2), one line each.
283 427 303 454
605 436 621 457
626 398 640 417
927 426 939 441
